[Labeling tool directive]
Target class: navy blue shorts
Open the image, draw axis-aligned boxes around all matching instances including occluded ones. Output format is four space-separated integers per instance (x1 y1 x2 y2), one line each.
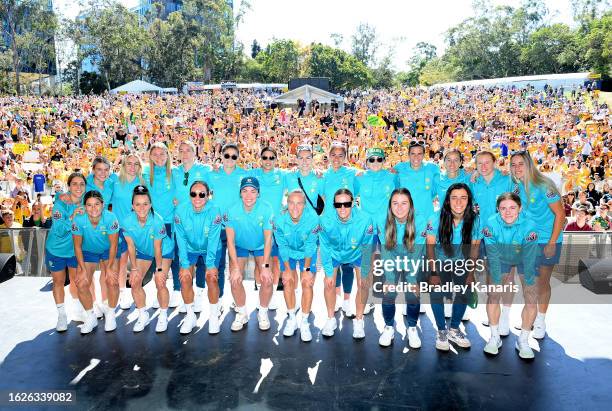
536 242 562 267
136 250 174 261
186 250 222 268
45 252 77 272
279 254 317 273
82 249 121 263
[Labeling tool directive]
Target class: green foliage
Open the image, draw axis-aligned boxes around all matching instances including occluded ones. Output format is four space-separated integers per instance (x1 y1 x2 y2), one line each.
351 23 378 66
253 39 302 83
581 11 612 76
305 43 371 91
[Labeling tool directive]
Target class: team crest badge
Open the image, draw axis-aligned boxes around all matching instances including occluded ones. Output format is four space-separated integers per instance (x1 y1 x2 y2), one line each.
159 227 166 235
110 221 119 230
546 190 556 199
71 223 78 232
213 215 222 225
526 232 538 242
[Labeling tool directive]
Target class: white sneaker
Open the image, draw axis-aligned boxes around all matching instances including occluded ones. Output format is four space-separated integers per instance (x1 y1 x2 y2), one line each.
363 303 375 315
484 336 503 355
93 303 103 319
407 326 421 349
180 312 197 334
119 289 132 310
322 317 337 337
462 309 471 321
532 319 546 339
283 316 297 337
435 329 450 351
402 304 408 315
257 309 271 331
231 312 249 331
169 290 182 308
419 304 426 314
444 301 452 318
208 309 221 335
342 300 354 317
379 325 394 347
448 328 471 348
300 319 312 342
194 287 204 313
179 304 187 314
352 318 365 339
80 313 97 335
133 310 150 333
499 311 510 337
155 312 168 333
104 308 117 332
515 340 535 359
56 312 68 332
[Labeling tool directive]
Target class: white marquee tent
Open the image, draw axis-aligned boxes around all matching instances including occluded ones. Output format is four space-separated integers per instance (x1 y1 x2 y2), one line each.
110 80 164 94
274 85 344 112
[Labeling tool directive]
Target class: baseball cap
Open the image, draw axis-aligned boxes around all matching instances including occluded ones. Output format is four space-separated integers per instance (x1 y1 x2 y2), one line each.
366 148 385 159
240 177 260 191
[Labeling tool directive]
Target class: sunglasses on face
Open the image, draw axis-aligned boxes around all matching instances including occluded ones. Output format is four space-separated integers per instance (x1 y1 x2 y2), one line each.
368 157 384 163
224 153 238 160
190 191 208 198
262 155 276 161
333 201 353 209
183 172 189 186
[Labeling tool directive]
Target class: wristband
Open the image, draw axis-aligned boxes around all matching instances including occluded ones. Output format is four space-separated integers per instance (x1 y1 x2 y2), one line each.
156 267 163 272
304 267 311 272
262 263 270 268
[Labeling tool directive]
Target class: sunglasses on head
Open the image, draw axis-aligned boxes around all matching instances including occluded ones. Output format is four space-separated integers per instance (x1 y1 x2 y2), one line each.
224 153 238 160
190 191 208 198
368 157 384 163
262 155 276 161
134 185 149 194
333 201 353 209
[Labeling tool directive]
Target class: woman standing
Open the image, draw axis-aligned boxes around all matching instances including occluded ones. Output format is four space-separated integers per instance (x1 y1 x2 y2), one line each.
509 151 565 339
375 188 428 348
72 191 121 335
122 185 174 333
319 189 374 339
426 183 482 351
110 152 145 310
174 181 223 335
482 193 540 359
45 172 86 331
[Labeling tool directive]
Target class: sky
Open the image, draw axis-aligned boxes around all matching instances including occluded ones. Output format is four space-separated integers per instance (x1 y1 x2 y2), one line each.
54 0 576 71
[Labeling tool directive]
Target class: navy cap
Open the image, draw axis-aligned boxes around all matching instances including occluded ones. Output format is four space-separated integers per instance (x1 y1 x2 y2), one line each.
240 176 260 191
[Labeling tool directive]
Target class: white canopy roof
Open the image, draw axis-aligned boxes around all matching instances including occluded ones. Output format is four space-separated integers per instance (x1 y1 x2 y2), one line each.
274 85 343 104
111 80 163 94
431 72 593 90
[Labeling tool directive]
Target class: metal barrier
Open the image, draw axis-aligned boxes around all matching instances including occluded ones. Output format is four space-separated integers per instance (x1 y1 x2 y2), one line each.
0 228 611 281
555 231 612 282
0 228 50 277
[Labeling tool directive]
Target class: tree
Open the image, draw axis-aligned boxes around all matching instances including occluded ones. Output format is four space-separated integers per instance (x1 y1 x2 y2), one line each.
581 11 612 76
0 50 14 94
351 22 378 66
0 0 54 95
305 43 371 91
146 12 197 89
82 2 149 90
23 6 58 94
520 24 583 74
571 0 611 29
329 33 343 48
251 40 262 58
419 57 458 85
254 39 302 83
403 42 437 86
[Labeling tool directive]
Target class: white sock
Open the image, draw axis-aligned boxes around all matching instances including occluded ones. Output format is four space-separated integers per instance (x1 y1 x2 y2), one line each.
74 299 84 311
520 329 530 342
288 308 296 320
260 307 268 315
302 312 310 323
501 306 510 318
86 309 94 318
237 306 246 315
139 308 147 316
185 303 194 315
57 304 66 316
536 312 546 323
210 302 219 315
120 287 126 293
490 324 500 339
159 308 168 317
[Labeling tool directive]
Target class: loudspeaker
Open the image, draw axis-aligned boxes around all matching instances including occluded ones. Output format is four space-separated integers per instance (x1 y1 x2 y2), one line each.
578 258 612 294
0 253 16 284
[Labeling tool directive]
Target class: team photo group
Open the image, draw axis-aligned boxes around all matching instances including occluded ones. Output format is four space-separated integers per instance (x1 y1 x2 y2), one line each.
46 136 564 361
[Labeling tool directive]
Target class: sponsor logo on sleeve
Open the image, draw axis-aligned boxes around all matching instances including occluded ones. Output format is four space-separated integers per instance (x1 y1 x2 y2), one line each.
366 224 374 235
526 231 538 242
482 227 493 238
546 190 556 199
71 222 78 232
213 215 222 225
174 215 181 225
53 211 62 220
110 221 119 230
160 227 166 236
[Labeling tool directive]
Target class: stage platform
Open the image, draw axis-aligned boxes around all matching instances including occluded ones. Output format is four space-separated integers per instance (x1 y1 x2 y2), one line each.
1 275 611 411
